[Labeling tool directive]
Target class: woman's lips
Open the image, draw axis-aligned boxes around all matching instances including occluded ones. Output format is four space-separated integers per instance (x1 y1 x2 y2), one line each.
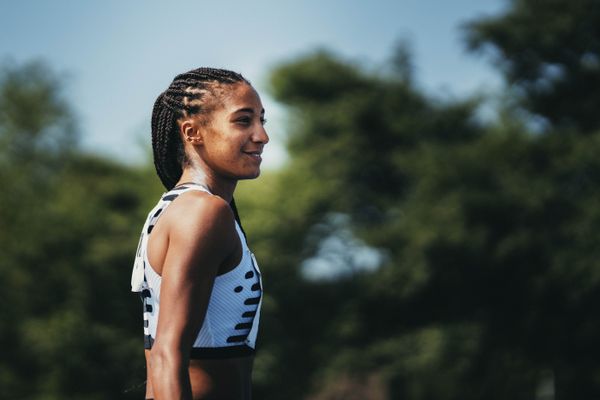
243 151 262 162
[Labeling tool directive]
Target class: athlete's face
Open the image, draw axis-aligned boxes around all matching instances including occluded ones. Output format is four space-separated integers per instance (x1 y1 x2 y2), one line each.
191 83 269 180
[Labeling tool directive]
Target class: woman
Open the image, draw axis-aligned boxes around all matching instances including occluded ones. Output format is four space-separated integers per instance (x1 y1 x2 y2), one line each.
131 67 268 399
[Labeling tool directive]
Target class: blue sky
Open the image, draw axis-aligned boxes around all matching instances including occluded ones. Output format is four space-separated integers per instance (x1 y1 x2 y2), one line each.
0 0 506 168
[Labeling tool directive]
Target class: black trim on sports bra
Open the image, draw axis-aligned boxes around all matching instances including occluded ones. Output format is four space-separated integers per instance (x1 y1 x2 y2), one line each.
190 345 256 359
144 335 255 359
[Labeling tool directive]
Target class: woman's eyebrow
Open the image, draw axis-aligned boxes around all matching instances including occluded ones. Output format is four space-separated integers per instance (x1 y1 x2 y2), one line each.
233 107 254 114
233 107 265 114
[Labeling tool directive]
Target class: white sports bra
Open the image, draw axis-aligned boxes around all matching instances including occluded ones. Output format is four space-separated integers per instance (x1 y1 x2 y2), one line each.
131 183 262 358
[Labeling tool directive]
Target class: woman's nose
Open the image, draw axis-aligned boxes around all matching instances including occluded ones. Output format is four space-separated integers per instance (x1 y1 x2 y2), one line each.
254 125 269 144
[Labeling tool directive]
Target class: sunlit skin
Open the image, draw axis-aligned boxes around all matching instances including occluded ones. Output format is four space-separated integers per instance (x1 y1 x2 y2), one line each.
144 82 268 400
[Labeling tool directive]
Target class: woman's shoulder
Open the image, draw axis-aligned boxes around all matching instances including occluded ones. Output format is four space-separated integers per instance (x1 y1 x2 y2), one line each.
163 190 236 240
167 189 234 223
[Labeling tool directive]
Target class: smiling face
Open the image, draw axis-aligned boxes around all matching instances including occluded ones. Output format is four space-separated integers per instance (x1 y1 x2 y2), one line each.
182 82 269 182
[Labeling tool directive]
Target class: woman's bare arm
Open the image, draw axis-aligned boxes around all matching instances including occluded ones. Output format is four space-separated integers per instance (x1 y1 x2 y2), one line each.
149 192 238 400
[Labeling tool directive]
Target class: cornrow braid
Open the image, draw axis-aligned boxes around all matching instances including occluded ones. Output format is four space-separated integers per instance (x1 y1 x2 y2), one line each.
151 67 248 190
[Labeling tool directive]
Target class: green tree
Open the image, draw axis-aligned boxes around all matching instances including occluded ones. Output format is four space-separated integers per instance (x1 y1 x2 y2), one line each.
0 60 163 399
237 5 600 394
465 0 600 133
0 60 78 397
463 1 600 396
235 48 487 399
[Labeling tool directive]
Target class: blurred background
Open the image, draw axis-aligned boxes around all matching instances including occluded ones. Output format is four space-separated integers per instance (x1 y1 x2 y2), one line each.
1 0 599 399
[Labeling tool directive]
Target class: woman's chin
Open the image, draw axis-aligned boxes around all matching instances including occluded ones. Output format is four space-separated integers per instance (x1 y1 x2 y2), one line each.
238 166 261 180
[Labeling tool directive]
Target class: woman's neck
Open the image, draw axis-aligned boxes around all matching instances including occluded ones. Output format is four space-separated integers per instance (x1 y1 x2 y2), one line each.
178 168 236 203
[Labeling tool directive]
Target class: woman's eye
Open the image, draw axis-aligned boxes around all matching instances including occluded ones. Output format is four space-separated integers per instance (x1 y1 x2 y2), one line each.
235 117 251 125
234 116 266 126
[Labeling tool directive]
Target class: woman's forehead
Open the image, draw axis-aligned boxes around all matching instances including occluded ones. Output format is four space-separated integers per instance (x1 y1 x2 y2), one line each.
222 83 262 111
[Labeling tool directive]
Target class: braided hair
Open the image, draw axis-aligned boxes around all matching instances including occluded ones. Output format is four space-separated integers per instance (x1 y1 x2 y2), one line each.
151 67 250 233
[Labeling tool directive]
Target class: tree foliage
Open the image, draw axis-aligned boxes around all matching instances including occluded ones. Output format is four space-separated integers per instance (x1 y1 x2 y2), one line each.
465 0 600 132
0 61 163 399
241 2 600 396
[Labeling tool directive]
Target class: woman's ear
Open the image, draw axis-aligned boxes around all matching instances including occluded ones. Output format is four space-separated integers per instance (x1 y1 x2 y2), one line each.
180 119 203 145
